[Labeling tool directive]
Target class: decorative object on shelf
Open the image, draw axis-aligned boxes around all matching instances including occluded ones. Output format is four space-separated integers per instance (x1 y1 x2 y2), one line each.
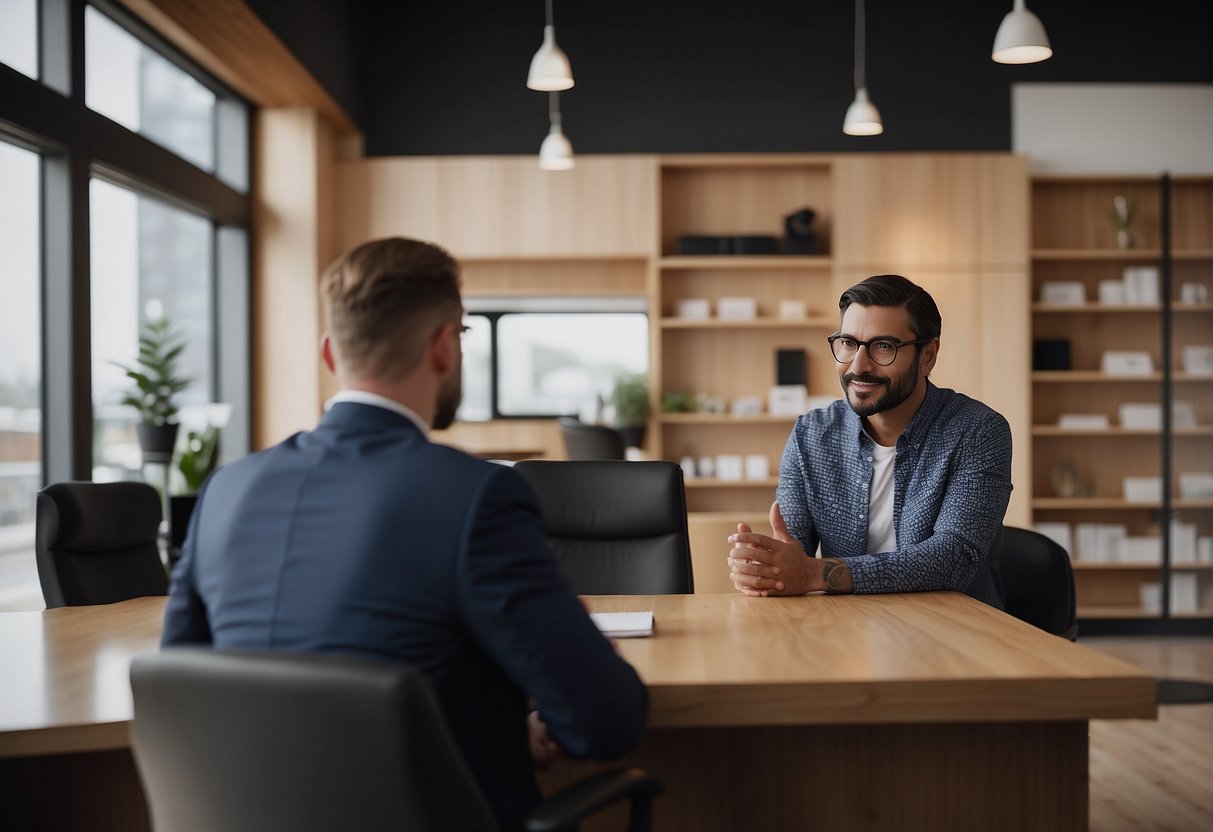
777 299 807 320
112 312 191 465
731 235 779 255
730 395 763 416
781 208 820 254
611 374 649 449
679 456 697 479
1118 402 1161 429
768 385 807 417
1032 338 1071 371
1181 345 1213 377
1075 523 1126 562
661 389 697 414
526 0 573 91
1097 280 1126 305
1050 462 1088 499
992 0 1052 64
715 454 743 481
697 456 715 478
675 234 731 255
1039 280 1085 305
1179 282 1210 305
842 0 883 136
1179 473 1213 499
538 91 574 171
674 298 711 320
776 349 808 387
696 393 727 414
1123 476 1163 502
744 454 769 481
1109 194 1138 249
1056 414 1110 430
1100 350 1154 375
1122 266 1159 303
717 297 757 320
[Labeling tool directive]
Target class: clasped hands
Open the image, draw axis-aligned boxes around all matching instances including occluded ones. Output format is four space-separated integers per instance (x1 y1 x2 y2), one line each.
728 501 823 597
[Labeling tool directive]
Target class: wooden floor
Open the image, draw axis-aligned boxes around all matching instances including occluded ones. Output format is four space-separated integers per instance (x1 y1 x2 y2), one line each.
1082 637 1213 832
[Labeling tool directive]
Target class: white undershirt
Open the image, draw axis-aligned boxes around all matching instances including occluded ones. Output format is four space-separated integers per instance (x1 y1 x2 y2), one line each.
866 442 897 554
325 390 430 437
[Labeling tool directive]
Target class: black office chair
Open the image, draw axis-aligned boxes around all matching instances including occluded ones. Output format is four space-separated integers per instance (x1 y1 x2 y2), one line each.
998 525 1078 640
35 481 168 608
130 650 662 832
558 417 626 461
515 460 693 594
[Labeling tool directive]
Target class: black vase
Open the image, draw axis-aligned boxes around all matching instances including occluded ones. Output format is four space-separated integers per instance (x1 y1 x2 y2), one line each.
137 422 180 464
618 424 647 450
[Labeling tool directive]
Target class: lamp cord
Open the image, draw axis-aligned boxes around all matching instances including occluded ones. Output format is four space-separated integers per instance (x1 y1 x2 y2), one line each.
546 0 554 28
854 0 865 91
549 91 561 129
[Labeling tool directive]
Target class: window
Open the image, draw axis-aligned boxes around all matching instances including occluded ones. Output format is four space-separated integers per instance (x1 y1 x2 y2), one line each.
0 0 38 79
459 300 649 421
86 5 217 172
90 179 214 482
0 140 41 609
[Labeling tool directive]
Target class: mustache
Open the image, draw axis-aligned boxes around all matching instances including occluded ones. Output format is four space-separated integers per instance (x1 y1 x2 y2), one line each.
844 373 888 386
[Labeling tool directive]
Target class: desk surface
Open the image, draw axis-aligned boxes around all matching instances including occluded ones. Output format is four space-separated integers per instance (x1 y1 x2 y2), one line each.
0 592 1155 758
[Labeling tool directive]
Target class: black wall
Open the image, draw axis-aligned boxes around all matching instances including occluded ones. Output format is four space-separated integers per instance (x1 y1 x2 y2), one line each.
248 0 1213 157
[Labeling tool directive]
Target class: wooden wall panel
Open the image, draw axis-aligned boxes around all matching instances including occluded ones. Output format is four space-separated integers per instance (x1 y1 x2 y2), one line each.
335 156 658 258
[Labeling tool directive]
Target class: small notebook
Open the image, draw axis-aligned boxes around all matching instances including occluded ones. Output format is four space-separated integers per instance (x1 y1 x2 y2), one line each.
589 611 655 638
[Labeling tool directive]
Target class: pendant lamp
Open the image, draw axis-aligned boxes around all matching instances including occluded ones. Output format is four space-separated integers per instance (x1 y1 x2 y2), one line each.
992 0 1052 64
843 0 882 136
538 92 574 171
527 0 573 91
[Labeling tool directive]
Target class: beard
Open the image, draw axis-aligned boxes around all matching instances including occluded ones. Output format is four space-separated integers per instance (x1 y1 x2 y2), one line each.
840 352 921 418
432 366 462 430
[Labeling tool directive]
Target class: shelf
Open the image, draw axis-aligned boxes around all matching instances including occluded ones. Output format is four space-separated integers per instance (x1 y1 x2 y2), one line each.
1031 426 1213 437
1071 563 1213 571
1032 372 1162 382
685 478 779 489
660 316 835 330
658 256 833 269
1077 606 1161 620
1170 611 1213 620
1032 303 1160 313
1032 249 1162 261
1033 498 1213 510
1173 249 1213 261
660 413 796 425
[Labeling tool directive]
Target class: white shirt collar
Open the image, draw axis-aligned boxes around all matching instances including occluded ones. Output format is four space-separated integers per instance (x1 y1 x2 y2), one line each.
325 390 430 437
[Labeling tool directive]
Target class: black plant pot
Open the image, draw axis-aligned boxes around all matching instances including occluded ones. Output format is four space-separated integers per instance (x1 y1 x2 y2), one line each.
618 424 647 450
137 422 180 465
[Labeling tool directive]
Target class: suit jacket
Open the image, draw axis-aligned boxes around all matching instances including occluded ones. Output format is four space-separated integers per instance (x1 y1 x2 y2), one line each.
163 402 648 830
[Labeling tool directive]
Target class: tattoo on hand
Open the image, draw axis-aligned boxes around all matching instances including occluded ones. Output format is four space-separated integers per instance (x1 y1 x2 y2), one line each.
821 559 854 594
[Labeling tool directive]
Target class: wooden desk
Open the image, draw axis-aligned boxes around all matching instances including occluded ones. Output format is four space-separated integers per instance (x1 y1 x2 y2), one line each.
0 593 1155 831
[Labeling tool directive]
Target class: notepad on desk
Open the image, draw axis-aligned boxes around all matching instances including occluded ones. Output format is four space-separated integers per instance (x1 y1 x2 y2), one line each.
590 611 654 638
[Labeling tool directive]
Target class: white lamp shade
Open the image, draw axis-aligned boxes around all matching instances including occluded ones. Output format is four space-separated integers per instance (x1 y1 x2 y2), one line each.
843 87 883 136
992 1 1052 64
527 25 574 91
538 124 574 170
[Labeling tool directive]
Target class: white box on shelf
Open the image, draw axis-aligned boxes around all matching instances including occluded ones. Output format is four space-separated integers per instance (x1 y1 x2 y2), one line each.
1032 522 1072 557
674 298 711 320
1040 281 1086 305
1097 280 1127 305
1122 536 1162 565
744 454 769 481
777 299 807 320
1181 345 1213 376
1178 472 1213 499
768 385 807 416
1123 266 1160 304
715 454 743 481
1118 402 1162 429
1139 582 1162 615
1173 401 1198 429
1171 573 1198 615
1101 351 1154 375
1171 521 1198 564
1074 523 1126 562
1123 476 1163 502
730 395 763 416
717 297 757 321
1198 537 1213 565
1057 413 1110 430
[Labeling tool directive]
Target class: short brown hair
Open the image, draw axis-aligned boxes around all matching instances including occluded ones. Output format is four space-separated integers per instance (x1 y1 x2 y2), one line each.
321 238 462 379
839 274 941 341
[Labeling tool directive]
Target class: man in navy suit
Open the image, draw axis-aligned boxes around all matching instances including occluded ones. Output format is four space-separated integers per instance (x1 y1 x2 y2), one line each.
163 237 648 830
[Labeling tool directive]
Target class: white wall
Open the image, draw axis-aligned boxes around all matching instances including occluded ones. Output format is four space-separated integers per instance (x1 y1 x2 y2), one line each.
1013 83 1213 174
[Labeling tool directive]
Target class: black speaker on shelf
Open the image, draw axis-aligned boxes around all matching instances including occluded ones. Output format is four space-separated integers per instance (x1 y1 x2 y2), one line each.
776 349 808 386
1033 339 1072 371
732 235 779 254
676 235 731 255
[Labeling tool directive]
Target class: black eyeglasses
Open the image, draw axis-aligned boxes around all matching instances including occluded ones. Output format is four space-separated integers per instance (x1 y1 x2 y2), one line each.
827 334 931 366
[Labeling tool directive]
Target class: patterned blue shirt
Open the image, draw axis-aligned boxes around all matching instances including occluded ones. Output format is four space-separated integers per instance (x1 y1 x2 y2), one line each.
777 381 1012 608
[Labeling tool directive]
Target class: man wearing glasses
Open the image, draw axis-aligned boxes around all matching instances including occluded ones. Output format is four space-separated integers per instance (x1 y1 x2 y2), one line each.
727 274 1012 608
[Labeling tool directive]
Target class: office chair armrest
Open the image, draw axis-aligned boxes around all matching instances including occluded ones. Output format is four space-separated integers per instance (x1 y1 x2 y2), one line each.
525 767 663 832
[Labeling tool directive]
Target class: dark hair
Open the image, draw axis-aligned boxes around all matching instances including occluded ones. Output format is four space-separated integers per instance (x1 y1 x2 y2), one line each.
321 237 462 379
838 274 941 341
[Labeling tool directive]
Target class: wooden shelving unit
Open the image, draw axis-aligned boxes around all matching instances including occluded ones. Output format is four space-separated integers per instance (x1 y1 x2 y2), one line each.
1030 174 1213 629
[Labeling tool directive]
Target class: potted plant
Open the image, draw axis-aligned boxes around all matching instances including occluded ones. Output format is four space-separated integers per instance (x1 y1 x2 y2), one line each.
611 375 650 449
112 314 191 464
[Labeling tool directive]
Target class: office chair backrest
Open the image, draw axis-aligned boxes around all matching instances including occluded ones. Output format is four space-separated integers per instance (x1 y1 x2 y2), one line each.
999 525 1078 640
515 460 694 594
558 416 627 460
130 649 500 832
35 481 168 608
